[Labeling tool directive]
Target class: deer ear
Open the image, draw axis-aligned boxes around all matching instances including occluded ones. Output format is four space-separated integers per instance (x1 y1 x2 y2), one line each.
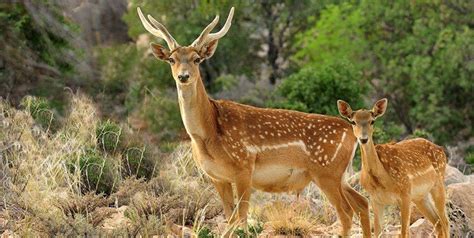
198 39 219 59
337 100 354 120
150 43 170 61
372 98 388 118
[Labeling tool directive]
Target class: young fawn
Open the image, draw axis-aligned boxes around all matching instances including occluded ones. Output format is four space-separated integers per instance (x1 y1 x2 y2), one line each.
337 99 449 238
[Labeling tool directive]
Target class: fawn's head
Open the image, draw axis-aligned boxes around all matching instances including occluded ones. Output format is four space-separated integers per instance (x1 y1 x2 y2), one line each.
337 98 388 144
137 7 234 85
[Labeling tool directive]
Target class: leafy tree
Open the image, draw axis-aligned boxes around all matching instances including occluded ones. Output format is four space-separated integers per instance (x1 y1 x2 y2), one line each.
275 60 367 116
359 0 473 143
293 2 367 70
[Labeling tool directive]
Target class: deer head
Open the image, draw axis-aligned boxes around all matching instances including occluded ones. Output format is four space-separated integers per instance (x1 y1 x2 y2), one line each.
337 99 388 144
137 7 234 84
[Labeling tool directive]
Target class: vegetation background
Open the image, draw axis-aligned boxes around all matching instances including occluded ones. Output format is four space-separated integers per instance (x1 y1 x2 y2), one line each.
0 0 473 236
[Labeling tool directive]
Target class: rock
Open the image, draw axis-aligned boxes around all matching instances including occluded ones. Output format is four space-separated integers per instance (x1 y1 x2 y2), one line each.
1 230 19 238
410 205 425 225
58 0 130 45
447 182 474 230
100 206 131 231
445 165 467 185
165 221 194 237
410 219 434 238
448 201 471 238
467 174 474 183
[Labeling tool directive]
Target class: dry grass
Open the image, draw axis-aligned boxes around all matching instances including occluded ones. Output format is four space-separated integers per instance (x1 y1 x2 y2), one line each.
1 94 472 237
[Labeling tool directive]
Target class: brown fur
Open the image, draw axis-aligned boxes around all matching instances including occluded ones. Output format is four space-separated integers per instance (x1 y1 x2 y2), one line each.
139 8 371 236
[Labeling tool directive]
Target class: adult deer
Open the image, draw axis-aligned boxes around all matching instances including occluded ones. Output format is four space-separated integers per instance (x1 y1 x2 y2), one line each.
337 99 449 238
137 7 370 237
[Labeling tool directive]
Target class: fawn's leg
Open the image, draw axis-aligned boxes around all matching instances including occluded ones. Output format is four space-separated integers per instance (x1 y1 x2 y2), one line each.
371 200 385 238
430 181 449 238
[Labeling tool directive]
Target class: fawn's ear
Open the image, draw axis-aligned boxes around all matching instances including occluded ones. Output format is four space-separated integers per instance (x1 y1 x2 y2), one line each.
337 100 354 120
372 98 388 119
150 43 170 61
198 39 219 60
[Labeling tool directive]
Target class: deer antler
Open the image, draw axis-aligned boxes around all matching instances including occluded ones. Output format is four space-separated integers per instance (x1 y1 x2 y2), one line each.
137 7 180 50
191 7 235 49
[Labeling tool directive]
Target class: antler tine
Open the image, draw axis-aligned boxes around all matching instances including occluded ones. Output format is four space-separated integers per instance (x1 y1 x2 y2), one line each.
147 15 180 49
206 7 234 42
137 7 180 50
191 15 219 47
192 7 235 49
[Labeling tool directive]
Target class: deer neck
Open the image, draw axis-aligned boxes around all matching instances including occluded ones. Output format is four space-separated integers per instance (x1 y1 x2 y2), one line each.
176 76 216 140
360 139 386 176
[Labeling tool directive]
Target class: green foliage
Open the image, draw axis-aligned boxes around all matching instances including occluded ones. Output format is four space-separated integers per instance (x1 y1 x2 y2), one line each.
373 121 405 144
96 120 123 153
138 89 183 141
122 146 155 179
77 148 116 195
465 153 474 165
234 222 264 238
293 2 367 69
293 0 473 144
358 0 473 143
275 60 367 116
197 226 214 238
20 96 57 131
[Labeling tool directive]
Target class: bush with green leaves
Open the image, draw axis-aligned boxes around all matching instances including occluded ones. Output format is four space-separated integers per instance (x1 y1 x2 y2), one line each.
274 60 367 116
20 96 57 130
75 148 117 195
122 146 155 179
96 120 123 153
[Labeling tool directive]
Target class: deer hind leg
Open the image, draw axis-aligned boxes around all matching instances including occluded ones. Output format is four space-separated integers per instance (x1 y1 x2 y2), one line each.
399 194 411 238
413 195 441 238
317 178 354 237
342 183 371 238
430 181 449 238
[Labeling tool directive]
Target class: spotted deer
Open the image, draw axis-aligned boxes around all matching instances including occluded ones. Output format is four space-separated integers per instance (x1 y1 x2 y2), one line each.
137 7 371 237
337 98 449 238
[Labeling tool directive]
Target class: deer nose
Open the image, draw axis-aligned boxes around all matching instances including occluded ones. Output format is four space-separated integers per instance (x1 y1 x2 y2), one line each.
359 138 368 144
178 74 190 83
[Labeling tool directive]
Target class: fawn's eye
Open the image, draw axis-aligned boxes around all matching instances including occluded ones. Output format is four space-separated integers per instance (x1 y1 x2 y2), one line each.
194 58 201 64
350 120 356 125
370 120 375 125
168 58 175 64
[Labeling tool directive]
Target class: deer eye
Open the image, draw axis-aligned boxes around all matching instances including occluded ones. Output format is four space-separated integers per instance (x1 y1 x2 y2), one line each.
194 58 201 64
350 120 356 125
168 58 175 65
370 120 375 125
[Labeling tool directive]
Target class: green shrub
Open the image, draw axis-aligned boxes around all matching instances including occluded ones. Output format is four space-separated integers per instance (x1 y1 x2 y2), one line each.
20 96 57 130
122 146 155 179
408 129 434 141
96 120 122 153
273 60 367 116
465 153 474 165
197 226 214 238
138 90 182 141
77 148 116 195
